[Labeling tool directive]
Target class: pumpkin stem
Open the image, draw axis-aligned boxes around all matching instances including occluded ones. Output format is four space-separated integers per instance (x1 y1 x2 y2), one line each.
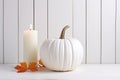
59 25 70 39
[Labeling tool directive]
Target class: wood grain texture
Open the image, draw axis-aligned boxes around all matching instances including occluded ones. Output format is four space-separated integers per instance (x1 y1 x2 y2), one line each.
35 0 47 60
48 0 72 39
73 0 86 64
116 0 120 64
102 0 115 64
19 0 33 62
4 0 18 63
0 0 3 63
87 0 101 64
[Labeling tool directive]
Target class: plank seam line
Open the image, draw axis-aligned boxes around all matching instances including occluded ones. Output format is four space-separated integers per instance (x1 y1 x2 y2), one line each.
33 0 35 30
72 0 74 38
115 0 117 64
85 0 87 64
3 0 4 64
18 0 19 63
47 0 49 39
100 0 103 64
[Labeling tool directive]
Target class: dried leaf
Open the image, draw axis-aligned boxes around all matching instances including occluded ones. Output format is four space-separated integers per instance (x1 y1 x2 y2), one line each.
14 62 27 73
39 59 45 67
28 62 38 72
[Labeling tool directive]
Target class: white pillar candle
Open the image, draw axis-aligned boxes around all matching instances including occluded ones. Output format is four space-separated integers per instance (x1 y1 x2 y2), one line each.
24 24 38 65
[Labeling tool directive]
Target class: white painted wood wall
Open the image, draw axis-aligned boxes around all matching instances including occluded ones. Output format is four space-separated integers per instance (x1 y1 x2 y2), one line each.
0 0 119 64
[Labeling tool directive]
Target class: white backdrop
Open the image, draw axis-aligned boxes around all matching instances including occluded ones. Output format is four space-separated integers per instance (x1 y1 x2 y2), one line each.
0 0 119 64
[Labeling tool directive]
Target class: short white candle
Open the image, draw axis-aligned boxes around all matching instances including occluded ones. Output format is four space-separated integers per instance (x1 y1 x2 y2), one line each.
24 24 38 65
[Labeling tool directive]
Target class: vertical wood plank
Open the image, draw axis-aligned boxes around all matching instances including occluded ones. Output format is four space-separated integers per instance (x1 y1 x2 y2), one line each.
48 0 72 39
0 0 3 63
87 0 101 64
35 0 47 59
102 0 115 63
19 0 33 62
4 0 18 63
73 0 86 64
116 0 120 63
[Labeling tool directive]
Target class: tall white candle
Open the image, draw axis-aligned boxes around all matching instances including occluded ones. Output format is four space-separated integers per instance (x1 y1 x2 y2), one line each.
24 24 38 65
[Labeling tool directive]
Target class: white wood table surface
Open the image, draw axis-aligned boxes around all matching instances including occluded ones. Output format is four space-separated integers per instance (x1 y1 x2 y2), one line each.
0 64 120 80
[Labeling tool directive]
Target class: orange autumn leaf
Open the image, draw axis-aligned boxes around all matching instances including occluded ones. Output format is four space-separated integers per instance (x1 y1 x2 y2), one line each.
14 62 27 73
20 62 27 68
28 62 38 72
15 65 21 70
39 59 45 67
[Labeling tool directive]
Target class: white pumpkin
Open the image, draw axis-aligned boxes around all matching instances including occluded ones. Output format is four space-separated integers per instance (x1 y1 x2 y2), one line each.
40 25 83 71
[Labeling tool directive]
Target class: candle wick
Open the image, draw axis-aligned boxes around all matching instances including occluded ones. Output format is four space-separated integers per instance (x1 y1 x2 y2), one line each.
29 24 33 30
